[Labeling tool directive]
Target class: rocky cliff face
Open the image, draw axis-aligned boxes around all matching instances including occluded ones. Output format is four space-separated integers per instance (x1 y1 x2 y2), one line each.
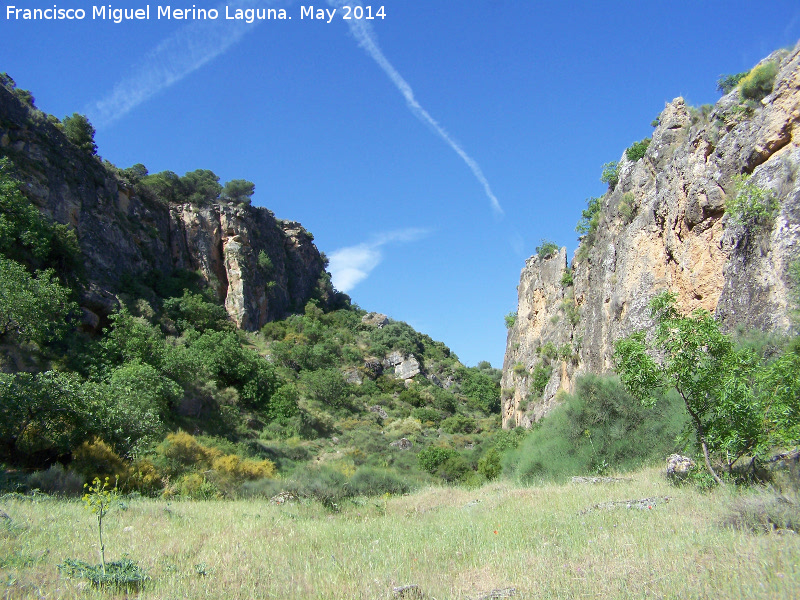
502 44 800 429
0 82 337 329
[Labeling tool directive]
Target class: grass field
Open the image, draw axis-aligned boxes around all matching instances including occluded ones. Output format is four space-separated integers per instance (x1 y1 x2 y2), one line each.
1 467 798 599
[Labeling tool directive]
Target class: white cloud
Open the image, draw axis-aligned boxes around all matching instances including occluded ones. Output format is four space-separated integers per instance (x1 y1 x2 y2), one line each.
328 228 429 292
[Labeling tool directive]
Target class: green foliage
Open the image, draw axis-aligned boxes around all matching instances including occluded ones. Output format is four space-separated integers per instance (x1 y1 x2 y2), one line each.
739 61 778 101
625 138 650 162
504 375 686 483
560 268 573 287
59 558 149 591
717 72 748 94
457 367 500 414
1 72 35 107
576 196 602 241
614 291 800 484
504 311 517 329
257 250 274 275
417 446 457 475
301 368 348 407
600 161 619 189
0 157 82 277
268 384 300 421
348 466 412 496
62 113 97 155
725 174 778 230
618 192 636 224
441 414 477 434
0 256 76 344
0 370 91 461
477 447 502 480
163 290 230 333
530 363 553 397
82 476 118 572
182 169 222 206
535 239 559 260
221 179 255 206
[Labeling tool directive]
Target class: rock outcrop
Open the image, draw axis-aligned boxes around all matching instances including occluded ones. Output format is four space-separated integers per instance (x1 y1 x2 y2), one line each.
0 82 337 328
502 44 800 428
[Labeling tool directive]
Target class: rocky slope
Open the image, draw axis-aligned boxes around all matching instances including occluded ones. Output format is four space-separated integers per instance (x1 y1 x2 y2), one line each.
0 82 336 329
502 44 800 429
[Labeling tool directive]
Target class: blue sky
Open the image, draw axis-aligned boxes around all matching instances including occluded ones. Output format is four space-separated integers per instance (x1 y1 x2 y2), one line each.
2 1 799 367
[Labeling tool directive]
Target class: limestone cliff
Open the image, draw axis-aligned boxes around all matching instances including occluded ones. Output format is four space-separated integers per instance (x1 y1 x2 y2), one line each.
0 82 336 328
502 44 800 429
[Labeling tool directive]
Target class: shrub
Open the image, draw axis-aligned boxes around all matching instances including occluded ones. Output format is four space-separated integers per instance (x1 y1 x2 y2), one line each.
560 268 573 287
441 414 477 434
619 192 636 224
530 363 553 397
504 374 686 483
27 464 84 496
739 61 778 101
717 72 748 94
504 311 517 329
536 240 559 259
625 138 650 162
477 448 502 480
576 196 602 239
417 446 457 474
62 113 97 155
349 466 412 496
600 161 619 189
725 174 778 230
70 439 129 484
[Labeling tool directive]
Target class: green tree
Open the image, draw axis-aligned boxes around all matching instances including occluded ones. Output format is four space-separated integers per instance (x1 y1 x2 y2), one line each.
63 113 97 155
600 161 619 189
535 239 559 259
0 370 91 462
140 170 184 204
222 179 255 206
181 169 221 206
576 196 602 238
0 256 75 344
614 291 764 484
504 311 517 329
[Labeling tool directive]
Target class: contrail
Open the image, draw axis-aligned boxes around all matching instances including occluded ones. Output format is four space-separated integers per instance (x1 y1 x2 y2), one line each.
86 0 277 127
327 1 504 216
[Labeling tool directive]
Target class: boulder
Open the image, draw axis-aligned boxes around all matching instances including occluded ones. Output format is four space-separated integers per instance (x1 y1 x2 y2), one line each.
395 355 421 380
383 351 404 367
666 454 696 480
390 438 413 450
361 312 389 328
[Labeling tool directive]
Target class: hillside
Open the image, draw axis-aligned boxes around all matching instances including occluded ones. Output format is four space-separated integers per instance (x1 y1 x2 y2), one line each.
0 73 506 497
502 43 800 428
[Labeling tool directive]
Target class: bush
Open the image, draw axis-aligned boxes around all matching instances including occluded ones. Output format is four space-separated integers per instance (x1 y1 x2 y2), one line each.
27 464 84 496
739 61 778 101
62 114 97 155
503 374 686 483
441 414 477 434
717 72 748 94
530 364 553 396
576 196 602 240
504 311 517 329
725 174 778 230
560 269 573 287
536 240 559 259
600 162 619 189
477 448 502 480
625 138 650 162
417 446 457 474
349 466 412 496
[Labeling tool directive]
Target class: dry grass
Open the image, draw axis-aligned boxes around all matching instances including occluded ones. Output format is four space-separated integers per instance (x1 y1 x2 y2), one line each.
1 467 798 599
